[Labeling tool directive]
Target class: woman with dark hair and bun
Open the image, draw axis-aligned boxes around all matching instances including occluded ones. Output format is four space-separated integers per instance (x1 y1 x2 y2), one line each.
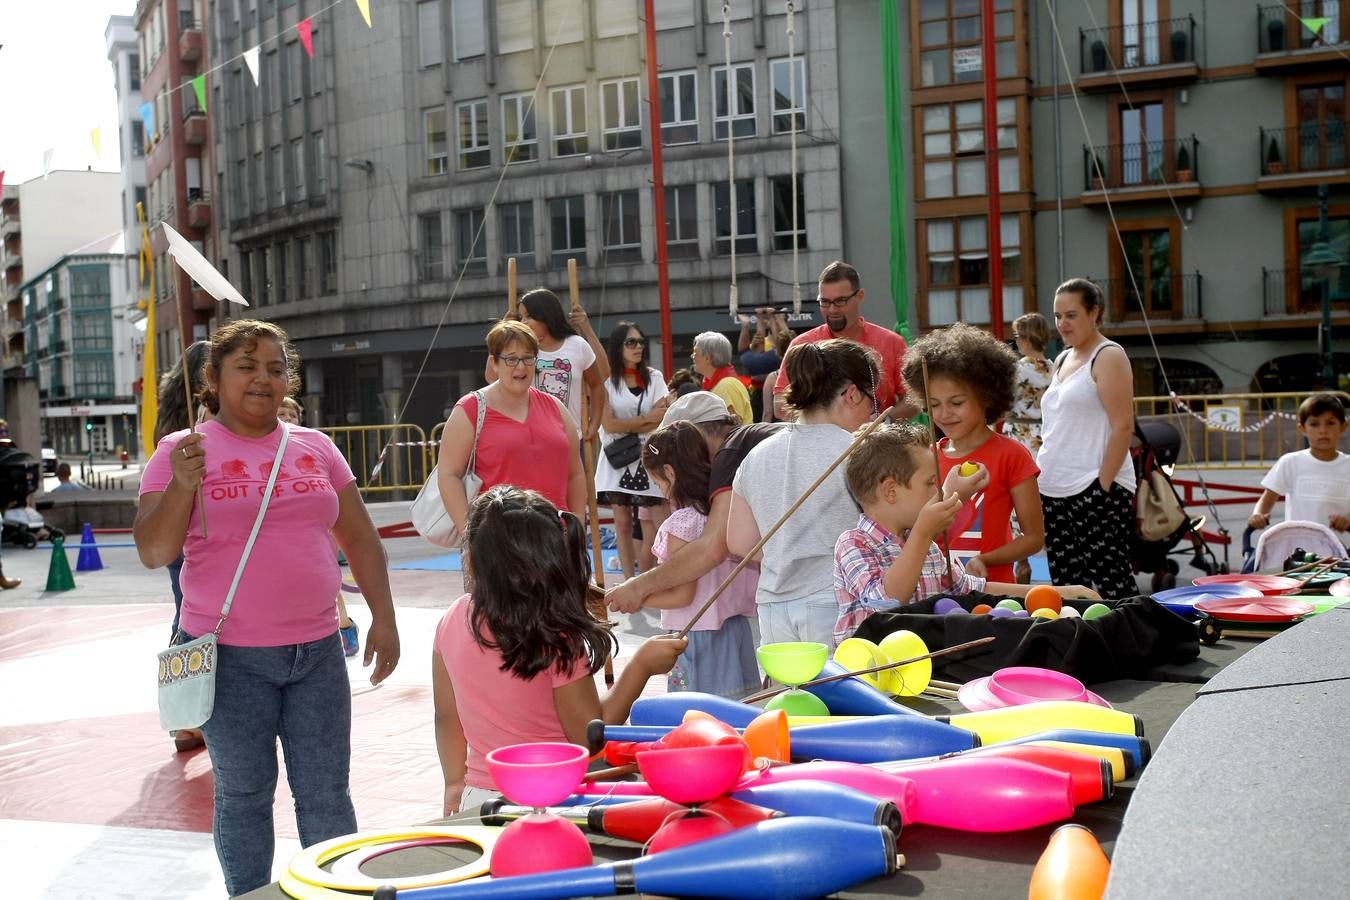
725 339 882 646
134 320 400 896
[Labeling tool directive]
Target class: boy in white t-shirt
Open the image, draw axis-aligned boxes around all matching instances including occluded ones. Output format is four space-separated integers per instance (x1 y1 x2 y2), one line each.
1249 393 1350 543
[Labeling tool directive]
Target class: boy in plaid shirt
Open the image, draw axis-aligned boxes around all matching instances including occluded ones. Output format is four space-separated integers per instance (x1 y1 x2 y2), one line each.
834 423 1097 645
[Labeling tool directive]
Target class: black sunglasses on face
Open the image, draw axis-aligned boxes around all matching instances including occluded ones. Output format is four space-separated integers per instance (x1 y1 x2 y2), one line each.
624 338 647 348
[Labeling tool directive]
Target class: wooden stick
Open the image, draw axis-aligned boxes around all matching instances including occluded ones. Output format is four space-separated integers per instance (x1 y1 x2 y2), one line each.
569 258 614 685
583 763 637 782
741 636 995 703
922 686 960 700
919 357 950 587
506 256 518 318
674 411 894 639
930 679 964 691
172 276 207 538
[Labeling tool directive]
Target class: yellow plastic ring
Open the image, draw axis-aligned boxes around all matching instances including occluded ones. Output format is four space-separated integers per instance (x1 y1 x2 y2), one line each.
286 825 500 893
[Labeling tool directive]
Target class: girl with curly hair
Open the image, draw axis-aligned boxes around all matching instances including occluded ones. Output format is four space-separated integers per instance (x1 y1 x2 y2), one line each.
901 323 1045 583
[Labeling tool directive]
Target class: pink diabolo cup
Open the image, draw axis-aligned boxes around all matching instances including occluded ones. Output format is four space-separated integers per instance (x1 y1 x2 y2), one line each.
486 742 593 876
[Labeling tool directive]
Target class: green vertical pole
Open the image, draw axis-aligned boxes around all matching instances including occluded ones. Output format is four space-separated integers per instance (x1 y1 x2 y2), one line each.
880 0 911 340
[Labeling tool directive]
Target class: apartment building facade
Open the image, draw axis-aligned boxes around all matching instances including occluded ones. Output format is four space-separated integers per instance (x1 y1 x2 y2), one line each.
836 0 1348 395
108 15 150 301
209 0 839 429
136 0 218 372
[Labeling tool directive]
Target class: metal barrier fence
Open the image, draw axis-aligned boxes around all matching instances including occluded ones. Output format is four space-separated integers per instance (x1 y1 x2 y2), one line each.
320 424 433 495
1134 391 1317 469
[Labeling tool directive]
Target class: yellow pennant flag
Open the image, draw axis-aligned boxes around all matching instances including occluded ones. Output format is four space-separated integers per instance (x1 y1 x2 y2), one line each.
91 128 102 158
355 0 372 27
137 202 159 459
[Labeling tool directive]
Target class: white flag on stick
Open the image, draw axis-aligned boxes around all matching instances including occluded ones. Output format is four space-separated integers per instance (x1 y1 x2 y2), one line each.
243 46 261 86
161 222 250 306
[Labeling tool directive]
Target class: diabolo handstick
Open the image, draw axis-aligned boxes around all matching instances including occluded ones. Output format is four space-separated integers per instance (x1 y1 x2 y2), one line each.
920 355 953 587
395 817 898 900
506 256 518 318
673 411 895 638
1028 823 1111 900
938 700 1144 744
480 796 780 845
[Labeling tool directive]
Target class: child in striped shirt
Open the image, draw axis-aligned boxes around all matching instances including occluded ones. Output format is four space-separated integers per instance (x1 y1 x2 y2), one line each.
833 423 1097 645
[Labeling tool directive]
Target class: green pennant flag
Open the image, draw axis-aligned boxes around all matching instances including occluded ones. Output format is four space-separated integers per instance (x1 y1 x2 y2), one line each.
1300 17 1331 35
192 74 207 112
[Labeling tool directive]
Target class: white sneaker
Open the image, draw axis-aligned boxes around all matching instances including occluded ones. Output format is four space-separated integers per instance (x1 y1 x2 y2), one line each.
605 556 622 572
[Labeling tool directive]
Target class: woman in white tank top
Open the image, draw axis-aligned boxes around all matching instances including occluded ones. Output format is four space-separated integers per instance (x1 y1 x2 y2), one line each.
1036 279 1139 599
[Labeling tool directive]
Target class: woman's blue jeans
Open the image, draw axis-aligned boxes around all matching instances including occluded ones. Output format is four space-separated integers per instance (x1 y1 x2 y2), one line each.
198 632 356 896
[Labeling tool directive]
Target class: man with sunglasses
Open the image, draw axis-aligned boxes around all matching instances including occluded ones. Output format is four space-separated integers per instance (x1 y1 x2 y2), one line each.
772 261 917 421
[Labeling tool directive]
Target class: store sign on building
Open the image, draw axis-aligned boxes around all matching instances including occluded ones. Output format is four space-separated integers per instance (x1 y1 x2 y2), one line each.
331 339 371 353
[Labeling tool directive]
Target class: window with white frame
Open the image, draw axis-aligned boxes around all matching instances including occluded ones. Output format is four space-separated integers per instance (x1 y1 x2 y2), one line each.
256 246 270 305
551 85 589 156
602 78 641 150
543 0 584 44
596 0 638 37
502 93 538 162
714 180 756 255
770 57 806 134
658 71 698 145
319 230 337 293
919 97 1019 199
601 191 641 263
291 138 306 201
924 213 1023 326
275 241 290 304
425 107 448 175
296 237 311 299
498 0 534 53
771 175 807 251
713 63 756 140
312 131 327 194
455 208 487 273
419 212 444 280
287 41 303 102
417 0 443 67
452 0 485 60
457 100 490 170
663 185 699 259
549 195 586 267
253 151 265 212
500 201 535 270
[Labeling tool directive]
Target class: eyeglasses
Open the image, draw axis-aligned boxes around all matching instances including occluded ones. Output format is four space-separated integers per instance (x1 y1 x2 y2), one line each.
623 338 647 348
817 289 861 310
496 354 537 369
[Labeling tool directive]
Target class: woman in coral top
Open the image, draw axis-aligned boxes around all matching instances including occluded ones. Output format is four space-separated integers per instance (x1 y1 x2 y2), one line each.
437 319 587 536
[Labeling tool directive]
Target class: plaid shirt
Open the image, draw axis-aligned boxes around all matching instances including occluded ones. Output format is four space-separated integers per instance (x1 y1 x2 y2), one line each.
833 513 985 645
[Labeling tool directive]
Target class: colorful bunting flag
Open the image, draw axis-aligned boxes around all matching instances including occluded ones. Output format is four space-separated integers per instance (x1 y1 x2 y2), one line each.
191 74 207 112
243 46 260 85
91 128 102 158
298 18 314 57
355 0 372 28
0 170 6 198
139 101 155 140
1300 17 1331 35
43 149 54 180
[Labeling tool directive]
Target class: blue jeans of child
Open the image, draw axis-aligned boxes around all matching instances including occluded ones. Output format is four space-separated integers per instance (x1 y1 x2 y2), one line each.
197 632 356 896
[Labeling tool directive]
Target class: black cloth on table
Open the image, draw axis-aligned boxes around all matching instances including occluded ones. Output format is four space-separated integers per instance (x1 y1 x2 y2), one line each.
851 594 1199 687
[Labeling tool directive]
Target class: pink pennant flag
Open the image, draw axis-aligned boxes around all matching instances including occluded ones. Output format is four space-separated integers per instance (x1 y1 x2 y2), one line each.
0 170 6 197
355 0 372 28
298 18 314 57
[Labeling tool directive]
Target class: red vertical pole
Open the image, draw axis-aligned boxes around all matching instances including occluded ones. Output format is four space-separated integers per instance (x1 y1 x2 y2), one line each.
645 0 674 376
982 0 1004 339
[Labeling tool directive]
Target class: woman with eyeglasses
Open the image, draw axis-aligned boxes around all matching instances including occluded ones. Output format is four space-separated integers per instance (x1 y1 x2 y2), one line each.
516 288 610 440
726 339 881 647
437 320 586 538
595 322 671 580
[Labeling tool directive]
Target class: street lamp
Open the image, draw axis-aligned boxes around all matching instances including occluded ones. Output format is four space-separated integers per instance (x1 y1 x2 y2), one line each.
1306 185 1344 388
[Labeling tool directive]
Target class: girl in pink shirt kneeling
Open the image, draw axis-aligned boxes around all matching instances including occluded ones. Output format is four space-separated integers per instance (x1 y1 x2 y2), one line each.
640 422 760 698
433 485 686 816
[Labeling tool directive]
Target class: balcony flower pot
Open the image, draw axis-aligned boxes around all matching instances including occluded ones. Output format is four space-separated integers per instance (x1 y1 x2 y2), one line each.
1267 19 1285 52
1170 29 1189 63
1176 143 1193 182
1091 40 1108 72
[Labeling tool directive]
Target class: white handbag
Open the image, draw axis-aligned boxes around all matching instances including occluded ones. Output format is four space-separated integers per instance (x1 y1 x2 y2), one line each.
413 390 486 548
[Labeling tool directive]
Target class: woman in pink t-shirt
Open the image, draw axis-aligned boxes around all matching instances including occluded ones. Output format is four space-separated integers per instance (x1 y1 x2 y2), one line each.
134 320 400 897
433 486 685 815
437 320 586 536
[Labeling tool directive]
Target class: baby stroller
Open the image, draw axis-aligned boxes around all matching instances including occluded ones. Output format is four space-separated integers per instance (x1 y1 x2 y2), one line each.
2 504 64 548
1131 421 1228 592
1 445 61 548
1241 521 1347 574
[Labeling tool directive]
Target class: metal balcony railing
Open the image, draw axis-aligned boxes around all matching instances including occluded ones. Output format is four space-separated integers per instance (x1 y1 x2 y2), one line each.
1258 5 1347 53
1259 121 1348 176
1098 273 1204 320
1263 265 1350 314
1083 136 1200 191
1080 15 1197 74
